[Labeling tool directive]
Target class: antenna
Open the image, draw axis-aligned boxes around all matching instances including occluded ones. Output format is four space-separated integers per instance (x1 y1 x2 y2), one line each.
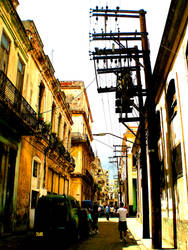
51 49 54 64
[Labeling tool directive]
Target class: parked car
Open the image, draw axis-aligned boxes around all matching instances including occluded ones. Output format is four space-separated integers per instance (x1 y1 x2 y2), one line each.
34 194 87 243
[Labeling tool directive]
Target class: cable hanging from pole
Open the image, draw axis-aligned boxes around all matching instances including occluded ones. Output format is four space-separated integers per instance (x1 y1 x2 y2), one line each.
38 77 96 116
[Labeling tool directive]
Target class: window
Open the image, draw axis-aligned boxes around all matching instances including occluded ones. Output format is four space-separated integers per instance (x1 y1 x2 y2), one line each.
16 58 25 93
51 102 56 132
0 31 10 73
166 79 177 122
53 172 59 194
67 129 71 149
38 82 45 116
47 168 64 195
59 177 64 195
57 114 62 138
33 160 40 177
64 179 69 195
172 143 183 181
33 160 38 177
47 168 53 193
155 110 161 141
63 123 67 146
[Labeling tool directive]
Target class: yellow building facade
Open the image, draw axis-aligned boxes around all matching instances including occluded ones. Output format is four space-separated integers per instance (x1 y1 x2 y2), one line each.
60 81 95 203
120 128 137 215
0 1 75 233
91 156 109 205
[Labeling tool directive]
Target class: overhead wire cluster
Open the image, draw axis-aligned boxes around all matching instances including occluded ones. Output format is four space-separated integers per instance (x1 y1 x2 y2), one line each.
89 3 151 182
90 4 144 130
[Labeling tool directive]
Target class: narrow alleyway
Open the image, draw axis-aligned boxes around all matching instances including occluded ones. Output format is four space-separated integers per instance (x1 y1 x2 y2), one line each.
0 218 144 250
66 218 143 250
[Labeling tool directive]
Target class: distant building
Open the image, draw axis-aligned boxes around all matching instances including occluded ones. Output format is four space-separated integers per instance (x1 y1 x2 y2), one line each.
120 127 137 215
108 178 119 205
60 81 95 203
91 156 109 204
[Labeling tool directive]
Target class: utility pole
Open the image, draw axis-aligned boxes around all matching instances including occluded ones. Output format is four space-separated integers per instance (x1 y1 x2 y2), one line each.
109 154 125 204
135 46 150 238
90 7 150 239
139 10 161 248
91 8 162 247
113 145 128 206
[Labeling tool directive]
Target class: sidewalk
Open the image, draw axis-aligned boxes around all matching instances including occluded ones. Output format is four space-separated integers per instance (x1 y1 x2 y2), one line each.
127 217 152 250
99 217 152 249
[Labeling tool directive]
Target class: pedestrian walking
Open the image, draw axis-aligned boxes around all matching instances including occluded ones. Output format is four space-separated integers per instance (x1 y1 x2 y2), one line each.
117 202 128 242
110 206 115 217
114 204 118 213
86 208 93 235
104 204 110 221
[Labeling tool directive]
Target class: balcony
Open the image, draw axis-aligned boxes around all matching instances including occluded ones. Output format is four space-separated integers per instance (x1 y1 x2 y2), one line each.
71 132 94 159
84 169 94 185
71 132 88 142
0 70 38 135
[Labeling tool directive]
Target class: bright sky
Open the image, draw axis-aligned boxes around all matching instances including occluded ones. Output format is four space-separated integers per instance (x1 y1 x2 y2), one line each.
17 0 171 178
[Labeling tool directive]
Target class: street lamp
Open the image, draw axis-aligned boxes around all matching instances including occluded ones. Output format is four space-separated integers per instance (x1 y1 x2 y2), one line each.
93 132 136 144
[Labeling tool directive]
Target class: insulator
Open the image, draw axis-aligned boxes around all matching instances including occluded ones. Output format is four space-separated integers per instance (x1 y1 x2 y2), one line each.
96 6 98 10
95 47 99 53
112 43 115 52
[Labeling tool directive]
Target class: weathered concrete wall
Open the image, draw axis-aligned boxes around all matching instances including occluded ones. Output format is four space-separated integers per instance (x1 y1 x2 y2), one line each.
16 138 33 231
177 219 188 250
16 137 44 231
70 178 82 203
162 217 174 248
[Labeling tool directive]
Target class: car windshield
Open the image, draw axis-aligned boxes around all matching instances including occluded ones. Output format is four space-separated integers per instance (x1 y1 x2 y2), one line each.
36 196 69 229
53 200 68 226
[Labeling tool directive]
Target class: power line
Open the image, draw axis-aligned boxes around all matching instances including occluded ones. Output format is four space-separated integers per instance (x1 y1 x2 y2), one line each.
93 138 114 149
40 77 96 115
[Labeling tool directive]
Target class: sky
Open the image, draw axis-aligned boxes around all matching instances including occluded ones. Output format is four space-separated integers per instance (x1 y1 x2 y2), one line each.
17 0 171 178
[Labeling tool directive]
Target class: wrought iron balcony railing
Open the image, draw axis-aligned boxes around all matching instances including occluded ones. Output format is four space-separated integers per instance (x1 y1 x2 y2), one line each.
71 132 88 142
0 70 38 132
